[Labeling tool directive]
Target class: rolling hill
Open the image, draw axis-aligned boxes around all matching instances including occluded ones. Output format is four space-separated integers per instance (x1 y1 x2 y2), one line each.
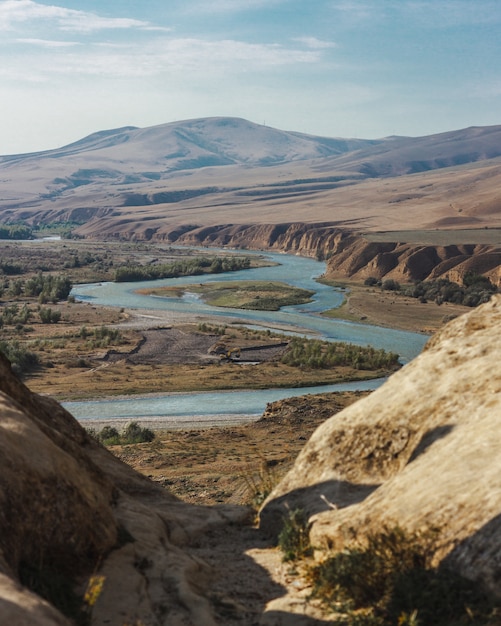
1 117 501 243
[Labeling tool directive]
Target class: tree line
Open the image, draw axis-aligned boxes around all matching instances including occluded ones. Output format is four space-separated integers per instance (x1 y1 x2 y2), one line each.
281 337 400 370
114 255 251 282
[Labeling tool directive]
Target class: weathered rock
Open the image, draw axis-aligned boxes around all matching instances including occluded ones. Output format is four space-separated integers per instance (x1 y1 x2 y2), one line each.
260 295 501 597
0 352 249 625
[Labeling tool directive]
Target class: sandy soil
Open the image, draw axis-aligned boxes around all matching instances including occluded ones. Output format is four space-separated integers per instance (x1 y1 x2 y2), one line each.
326 284 470 333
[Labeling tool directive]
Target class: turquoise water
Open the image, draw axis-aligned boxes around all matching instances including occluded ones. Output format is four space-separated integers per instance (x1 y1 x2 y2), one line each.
68 249 427 423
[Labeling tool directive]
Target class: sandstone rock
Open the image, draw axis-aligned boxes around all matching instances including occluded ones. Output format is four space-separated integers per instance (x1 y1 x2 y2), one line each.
260 295 501 597
0 352 249 625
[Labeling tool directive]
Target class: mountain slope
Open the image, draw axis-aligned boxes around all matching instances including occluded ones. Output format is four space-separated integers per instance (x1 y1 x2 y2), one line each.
1 118 501 237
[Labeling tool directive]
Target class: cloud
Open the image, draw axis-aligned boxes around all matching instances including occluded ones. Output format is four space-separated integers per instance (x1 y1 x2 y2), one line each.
295 37 338 49
5 36 324 81
0 0 151 33
15 37 80 47
182 0 287 14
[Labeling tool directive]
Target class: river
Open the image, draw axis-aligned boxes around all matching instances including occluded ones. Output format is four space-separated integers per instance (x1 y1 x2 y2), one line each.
67 249 427 424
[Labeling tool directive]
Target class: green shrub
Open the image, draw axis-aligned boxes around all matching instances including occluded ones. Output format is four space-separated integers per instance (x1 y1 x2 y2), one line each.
122 421 155 444
281 338 399 370
381 279 400 291
0 340 40 374
89 422 155 446
309 526 498 625
278 508 312 562
39 307 61 324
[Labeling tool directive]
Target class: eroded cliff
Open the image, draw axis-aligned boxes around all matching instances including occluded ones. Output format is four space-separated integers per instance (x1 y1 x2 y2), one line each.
159 222 501 287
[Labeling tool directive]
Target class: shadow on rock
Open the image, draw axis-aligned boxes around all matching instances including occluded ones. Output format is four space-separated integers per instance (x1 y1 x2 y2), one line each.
259 479 379 537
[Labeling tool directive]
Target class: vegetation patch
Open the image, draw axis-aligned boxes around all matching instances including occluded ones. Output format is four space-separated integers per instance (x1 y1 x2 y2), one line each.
143 280 315 310
114 255 252 282
88 421 156 446
364 273 498 308
281 337 400 370
309 526 499 625
278 508 313 562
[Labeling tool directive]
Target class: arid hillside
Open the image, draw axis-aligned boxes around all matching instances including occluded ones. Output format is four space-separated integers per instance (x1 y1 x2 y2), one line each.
1 118 501 236
2 117 501 287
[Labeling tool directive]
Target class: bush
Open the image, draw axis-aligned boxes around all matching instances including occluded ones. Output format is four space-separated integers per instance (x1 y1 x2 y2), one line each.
281 337 399 371
402 276 497 307
39 307 61 324
278 508 312 562
122 421 155 444
381 279 400 291
309 526 498 625
90 422 155 446
0 340 40 374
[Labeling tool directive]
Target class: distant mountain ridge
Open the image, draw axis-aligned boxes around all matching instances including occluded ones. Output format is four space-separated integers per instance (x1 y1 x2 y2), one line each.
0 117 381 168
1 116 501 239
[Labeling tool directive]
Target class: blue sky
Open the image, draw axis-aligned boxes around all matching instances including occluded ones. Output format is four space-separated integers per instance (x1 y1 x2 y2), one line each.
1 0 501 154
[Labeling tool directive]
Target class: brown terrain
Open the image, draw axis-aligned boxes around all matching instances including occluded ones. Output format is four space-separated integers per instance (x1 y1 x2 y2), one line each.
1 119 501 623
1 118 501 286
1 297 500 625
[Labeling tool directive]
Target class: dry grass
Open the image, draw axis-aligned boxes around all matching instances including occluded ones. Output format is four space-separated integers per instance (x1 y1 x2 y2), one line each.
323 284 470 333
108 391 368 506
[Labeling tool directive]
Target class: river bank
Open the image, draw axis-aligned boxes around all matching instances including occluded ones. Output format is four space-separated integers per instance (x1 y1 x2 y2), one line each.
323 282 470 333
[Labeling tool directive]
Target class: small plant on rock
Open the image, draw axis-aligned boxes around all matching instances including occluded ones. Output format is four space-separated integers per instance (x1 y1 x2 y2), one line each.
278 507 312 562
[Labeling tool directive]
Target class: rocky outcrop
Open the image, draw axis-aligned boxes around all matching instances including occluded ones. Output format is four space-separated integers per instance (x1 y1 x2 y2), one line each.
0 353 249 625
260 295 501 598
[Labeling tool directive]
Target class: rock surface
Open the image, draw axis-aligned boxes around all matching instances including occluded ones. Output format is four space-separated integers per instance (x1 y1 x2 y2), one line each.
260 295 501 597
0 352 249 625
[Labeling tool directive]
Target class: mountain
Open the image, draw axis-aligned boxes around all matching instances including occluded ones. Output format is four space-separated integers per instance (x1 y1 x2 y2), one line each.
1 117 501 237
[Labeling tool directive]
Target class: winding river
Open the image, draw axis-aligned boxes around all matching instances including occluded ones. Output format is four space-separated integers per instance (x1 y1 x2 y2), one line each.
66 250 428 425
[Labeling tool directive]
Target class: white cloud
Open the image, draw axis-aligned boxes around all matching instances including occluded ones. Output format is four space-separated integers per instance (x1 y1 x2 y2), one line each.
0 0 151 32
182 0 287 14
5 36 323 82
295 37 338 49
16 37 80 47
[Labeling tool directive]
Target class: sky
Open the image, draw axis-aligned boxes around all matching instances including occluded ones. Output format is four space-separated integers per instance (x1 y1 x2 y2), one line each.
1 0 501 154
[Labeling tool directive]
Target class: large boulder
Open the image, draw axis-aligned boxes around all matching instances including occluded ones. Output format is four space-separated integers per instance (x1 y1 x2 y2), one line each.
0 352 248 625
260 295 501 597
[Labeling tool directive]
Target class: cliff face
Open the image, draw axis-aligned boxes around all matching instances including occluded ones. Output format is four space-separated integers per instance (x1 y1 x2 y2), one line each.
324 236 501 287
260 295 501 598
0 353 248 626
153 222 501 287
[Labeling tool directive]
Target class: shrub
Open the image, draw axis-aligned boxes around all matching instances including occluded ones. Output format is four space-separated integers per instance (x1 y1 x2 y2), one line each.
381 279 400 291
39 307 61 324
122 421 155 444
89 422 155 446
278 508 312 562
0 340 40 374
309 526 498 625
